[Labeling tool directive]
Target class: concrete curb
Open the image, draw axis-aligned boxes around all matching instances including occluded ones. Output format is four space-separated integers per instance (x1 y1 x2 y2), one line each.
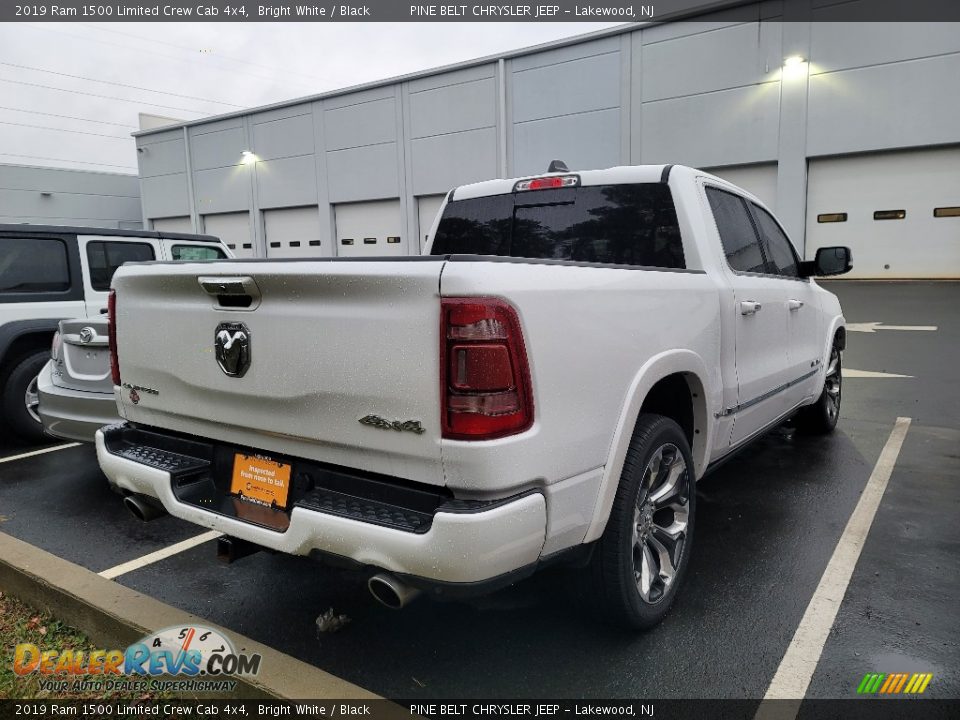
0 531 379 700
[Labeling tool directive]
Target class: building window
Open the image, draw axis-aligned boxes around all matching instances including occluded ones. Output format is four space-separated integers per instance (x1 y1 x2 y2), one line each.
309 240 321 246
817 213 847 223
386 236 401 244
363 237 377 244
341 238 354 246
874 210 906 220
933 207 960 218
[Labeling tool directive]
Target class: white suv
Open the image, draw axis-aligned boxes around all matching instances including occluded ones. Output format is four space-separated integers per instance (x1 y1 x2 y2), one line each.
0 225 228 442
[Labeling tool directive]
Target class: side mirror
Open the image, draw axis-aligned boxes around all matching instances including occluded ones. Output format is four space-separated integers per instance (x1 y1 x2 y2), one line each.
800 246 852 277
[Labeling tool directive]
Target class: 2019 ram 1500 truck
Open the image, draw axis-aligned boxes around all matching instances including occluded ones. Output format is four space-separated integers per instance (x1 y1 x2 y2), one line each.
96 164 851 628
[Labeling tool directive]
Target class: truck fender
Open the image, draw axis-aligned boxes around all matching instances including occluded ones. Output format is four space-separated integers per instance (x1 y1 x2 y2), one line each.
819 314 846 387
583 349 714 544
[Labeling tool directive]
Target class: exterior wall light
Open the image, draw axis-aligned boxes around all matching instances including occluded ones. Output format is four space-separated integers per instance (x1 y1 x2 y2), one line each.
782 55 808 79
240 150 257 165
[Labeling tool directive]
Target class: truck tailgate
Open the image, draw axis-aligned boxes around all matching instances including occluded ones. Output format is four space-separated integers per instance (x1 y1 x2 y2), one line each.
111 259 446 485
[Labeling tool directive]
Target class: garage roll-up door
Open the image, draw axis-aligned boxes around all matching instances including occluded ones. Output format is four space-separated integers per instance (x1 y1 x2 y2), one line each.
703 164 778 211
264 206 325 259
334 200 403 257
806 148 960 279
417 195 446 253
203 212 253 258
152 216 193 234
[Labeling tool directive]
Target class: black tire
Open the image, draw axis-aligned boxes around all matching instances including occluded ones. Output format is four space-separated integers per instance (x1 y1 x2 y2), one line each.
2 350 50 443
795 342 842 435
585 414 696 630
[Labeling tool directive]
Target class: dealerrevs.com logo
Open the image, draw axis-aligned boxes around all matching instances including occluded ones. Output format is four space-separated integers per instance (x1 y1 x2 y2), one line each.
13 624 261 693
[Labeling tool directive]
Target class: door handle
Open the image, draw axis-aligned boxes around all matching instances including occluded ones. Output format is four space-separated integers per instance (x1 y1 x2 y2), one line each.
788 299 804 311
740 300 762 315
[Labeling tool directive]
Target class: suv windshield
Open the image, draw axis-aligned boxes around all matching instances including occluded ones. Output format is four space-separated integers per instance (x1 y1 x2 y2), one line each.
430 183 685 269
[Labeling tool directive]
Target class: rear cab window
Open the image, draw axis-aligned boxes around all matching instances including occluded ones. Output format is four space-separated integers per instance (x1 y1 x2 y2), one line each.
431 182 685 269
171 244 227 261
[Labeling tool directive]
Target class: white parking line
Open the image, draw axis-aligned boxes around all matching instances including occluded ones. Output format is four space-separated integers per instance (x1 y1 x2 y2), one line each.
757 417 912 712
845 368 913 379
98 530 222 579
0 443 81 464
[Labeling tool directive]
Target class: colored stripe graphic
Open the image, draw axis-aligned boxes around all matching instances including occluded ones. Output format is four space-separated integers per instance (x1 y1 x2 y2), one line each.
904 674 920 693
858 672 933 694
893 674 909 693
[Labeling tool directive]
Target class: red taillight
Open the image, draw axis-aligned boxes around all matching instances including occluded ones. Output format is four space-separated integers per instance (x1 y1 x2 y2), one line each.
514 175 579 192
441 298 533 440
108 290 120 386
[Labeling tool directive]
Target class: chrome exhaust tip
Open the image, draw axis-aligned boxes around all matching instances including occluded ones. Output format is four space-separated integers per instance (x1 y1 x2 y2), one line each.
123 494 167 522
368 573 422 610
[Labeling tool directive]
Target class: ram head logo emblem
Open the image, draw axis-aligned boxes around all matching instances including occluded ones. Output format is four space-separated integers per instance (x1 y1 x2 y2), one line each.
215 322 251 378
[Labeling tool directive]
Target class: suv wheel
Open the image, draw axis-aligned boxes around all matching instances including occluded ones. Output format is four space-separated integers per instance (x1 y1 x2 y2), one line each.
2 350 50 443
585 414 696 629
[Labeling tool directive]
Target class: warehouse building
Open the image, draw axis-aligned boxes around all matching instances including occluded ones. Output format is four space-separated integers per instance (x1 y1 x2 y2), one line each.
0 163 142 229
133 7 960 278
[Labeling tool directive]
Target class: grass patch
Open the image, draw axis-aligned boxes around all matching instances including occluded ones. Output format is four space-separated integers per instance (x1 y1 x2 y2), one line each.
0 590 165 700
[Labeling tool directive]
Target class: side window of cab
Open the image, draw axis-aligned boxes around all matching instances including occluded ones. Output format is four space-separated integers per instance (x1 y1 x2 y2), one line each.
749 204 801 278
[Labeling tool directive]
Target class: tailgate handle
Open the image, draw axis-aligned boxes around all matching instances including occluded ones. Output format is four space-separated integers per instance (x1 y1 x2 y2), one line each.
198 276 261 311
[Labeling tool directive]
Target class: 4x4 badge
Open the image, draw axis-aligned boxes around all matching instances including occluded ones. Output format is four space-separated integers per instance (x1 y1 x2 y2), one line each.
359 414 425 435
215 322 251 378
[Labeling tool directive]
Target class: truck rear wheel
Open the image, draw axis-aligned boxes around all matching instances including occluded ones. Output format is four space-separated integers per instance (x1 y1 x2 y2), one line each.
2 350 50 443
585 414 696 629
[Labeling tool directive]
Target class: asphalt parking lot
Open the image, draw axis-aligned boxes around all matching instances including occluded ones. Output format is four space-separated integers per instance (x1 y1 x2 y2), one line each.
1 281 957 701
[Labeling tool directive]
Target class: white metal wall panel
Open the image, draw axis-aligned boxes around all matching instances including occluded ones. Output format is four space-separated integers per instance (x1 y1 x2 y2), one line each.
639 83 780 166
151 216 193 234
263 206 325 258
252 113 314 161
807 53 960 157
334 200 403 257
806 148 960 278
203 212 253 258
417 195 446 253
136 136 186 178
704 163 778 210
140 174 190 221
256 155 318 209
641 22 781 102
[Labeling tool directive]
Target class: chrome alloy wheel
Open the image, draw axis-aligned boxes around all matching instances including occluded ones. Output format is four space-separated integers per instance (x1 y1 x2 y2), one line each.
632 443 690 604
824 347 842 421
24 375 41 424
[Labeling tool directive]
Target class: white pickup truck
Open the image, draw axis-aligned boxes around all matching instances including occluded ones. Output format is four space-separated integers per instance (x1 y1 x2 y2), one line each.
96 164 851 628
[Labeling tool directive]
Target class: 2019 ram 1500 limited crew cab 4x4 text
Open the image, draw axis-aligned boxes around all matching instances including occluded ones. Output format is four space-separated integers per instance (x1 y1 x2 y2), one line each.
96 164 851 628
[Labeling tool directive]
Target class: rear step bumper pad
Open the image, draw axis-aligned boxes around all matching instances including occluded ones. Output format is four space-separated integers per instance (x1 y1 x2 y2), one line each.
95 429 546 584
